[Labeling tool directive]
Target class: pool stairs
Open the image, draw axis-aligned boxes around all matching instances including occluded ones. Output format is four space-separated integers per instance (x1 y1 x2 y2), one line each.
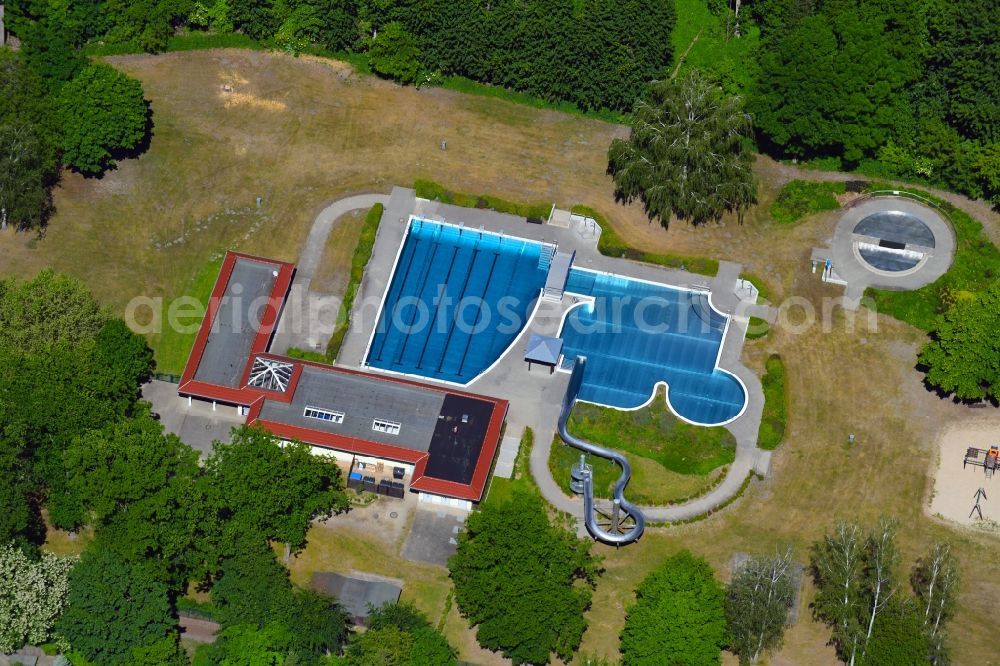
558 356 645 545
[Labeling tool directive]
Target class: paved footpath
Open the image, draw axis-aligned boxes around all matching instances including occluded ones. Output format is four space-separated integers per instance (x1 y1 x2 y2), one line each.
271 193 390 354
282 188 771 530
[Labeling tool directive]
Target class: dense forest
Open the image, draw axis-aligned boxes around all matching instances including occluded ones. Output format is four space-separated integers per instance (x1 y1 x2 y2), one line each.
1 0 997 230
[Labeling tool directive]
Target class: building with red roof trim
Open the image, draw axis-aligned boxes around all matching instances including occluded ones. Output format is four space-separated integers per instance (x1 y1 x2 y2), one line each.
178 251 508 506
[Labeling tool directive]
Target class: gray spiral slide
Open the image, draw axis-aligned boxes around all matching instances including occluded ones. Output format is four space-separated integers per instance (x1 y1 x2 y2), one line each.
557 356 645 545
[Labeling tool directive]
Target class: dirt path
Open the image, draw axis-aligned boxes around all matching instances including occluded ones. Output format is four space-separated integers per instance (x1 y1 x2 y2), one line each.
179 614 220 644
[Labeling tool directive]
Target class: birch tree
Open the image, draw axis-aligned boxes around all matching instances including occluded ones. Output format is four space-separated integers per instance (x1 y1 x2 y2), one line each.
811 523 865 665
607 69 758 228
861 517 898 655
911 542 959 665
725 549 799 664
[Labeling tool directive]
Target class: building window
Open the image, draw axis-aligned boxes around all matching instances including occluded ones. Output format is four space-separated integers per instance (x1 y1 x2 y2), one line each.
372 419 401 435
304 406 344 424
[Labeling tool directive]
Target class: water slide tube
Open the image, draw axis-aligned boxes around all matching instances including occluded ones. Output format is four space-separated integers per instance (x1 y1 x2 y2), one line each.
557 356 645 545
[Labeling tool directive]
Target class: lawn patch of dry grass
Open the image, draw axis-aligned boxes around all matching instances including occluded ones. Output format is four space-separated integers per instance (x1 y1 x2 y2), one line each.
7 48 999 664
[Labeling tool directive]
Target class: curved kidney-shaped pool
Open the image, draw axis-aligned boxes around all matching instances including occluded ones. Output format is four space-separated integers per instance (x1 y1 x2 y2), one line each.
559 269 746 425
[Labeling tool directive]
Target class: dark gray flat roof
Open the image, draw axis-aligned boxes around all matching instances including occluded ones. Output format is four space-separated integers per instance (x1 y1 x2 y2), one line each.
257 365 445 452
193 258 279 388
311 572 401 623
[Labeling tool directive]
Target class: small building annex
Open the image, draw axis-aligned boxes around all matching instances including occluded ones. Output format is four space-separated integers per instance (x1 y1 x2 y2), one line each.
177 251 508 509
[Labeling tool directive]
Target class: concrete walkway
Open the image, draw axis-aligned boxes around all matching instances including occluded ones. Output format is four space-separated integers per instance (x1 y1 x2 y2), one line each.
284 186 771 529
271 193 390 354
809 196 956 310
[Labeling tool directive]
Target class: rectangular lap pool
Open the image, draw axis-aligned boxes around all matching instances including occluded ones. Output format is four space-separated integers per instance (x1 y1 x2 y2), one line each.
365 219 548 384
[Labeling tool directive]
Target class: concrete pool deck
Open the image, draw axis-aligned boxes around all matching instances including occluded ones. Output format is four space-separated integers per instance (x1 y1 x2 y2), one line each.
810 195 955 310
321 186 773 527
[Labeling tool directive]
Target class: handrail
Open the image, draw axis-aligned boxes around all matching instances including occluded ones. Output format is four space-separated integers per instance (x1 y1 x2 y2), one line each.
847 189 957 233
558 357 645 545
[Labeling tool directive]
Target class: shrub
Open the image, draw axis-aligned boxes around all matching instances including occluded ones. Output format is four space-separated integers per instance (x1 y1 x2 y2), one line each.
746 316 770 339
414 180 550 220
769 180 847 225
757 354 787 450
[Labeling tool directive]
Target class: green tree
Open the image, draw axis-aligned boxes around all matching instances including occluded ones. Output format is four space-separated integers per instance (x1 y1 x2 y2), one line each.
620 550 727 666
205 426 348 559
608 70 757 227
753 0 923 163
0 543 76 653
367 21 423 84
860 599 931 666
210 541 349 661
0 269 106 354
918 282 1000 401
342 601 457 665
57 63 148 174
0 123 51 231
63 412 204 586
206 623 293 666
811 522 866 665
448 490 598 665
726 550 799 664
56 548 184 666
911 542 959 665
343 624 411 665
65 415 196 526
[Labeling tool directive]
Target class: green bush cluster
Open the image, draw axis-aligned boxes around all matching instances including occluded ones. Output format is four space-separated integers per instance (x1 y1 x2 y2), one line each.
746 316 770 340
769 180 846 225
325 203 384 361
414 179 551 220
864 184 1000 331
572 205 720 277
757 354 787 451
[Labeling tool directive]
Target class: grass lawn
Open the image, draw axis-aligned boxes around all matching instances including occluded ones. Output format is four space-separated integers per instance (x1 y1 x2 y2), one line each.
286 522 451 623
149 255 224 374
567 391 736 476
865 184 1000 331
484 428 537 506
548 436 725 506
12 49 1000 664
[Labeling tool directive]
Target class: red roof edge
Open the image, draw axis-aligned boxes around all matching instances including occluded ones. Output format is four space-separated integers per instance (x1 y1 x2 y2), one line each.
178 251 295 402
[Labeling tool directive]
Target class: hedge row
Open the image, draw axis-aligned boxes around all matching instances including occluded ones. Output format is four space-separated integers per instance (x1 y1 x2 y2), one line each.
325 203 384 361
414 179 551 220
757 354 787 451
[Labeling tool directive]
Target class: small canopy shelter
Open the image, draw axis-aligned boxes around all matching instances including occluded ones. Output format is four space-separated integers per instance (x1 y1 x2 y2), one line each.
524 334 564 374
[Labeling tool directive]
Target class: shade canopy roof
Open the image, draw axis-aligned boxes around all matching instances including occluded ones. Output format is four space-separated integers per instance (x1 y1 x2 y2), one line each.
524 334 563 365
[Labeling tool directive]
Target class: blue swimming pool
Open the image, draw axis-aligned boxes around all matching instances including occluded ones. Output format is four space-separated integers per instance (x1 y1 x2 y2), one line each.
366 219 746 425
366 219 548 383
560 269 746 424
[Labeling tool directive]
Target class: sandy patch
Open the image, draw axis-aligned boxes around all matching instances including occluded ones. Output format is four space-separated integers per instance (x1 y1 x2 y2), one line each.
928 420 1000 531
